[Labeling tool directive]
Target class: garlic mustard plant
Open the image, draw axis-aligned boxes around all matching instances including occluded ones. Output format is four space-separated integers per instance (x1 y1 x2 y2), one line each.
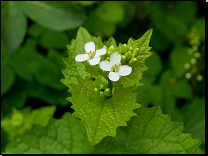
100 53 132 81
75 41 106 65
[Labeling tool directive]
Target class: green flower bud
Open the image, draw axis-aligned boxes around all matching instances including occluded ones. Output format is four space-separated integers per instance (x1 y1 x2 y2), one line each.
129 58 137 65
105 57 110 62
194 52 201 58
108 45 115 53
190 58 196 64
106 51 112 57
121 55 126 64
196 75 203 81
103 45 108 51
129 47 133 52
104 88 111 96
192 46 198 51
185 73 191 79
133 48 139 56
100 91 104 97
121 44 127 54
99 84 104 90
125 51 132 61
131 53 135 59
184 63 190 69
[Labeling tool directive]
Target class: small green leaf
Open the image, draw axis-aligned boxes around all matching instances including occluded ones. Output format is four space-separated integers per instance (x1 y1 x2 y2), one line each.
119 29 153 87
20 1 86 31
1 1 27 52
10 53 33 82
104 37 117 48
1 67 15 95
28 59 60 90
96 1 124 23
91 106 201 154
68 77 141 145
3 112 91 154
39 30 70 49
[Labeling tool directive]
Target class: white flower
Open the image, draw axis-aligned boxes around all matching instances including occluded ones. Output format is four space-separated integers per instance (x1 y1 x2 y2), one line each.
100 53 132 81
75 41 106 65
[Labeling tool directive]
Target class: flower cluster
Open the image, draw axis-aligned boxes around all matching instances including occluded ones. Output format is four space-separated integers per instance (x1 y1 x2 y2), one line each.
75 41 132 81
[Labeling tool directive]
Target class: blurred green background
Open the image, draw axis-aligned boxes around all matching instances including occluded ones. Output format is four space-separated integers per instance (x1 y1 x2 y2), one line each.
1 1 205 153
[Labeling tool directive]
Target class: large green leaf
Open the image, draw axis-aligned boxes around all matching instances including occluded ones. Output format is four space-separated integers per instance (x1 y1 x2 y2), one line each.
1 1 27 52
68 77 141 145
91 106 201 154
3 112 92 154
20 1 86 31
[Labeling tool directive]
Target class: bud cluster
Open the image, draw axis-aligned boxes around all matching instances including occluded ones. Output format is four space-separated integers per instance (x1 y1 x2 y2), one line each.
102 41 143 66
184 27 202 81
94 82 112 98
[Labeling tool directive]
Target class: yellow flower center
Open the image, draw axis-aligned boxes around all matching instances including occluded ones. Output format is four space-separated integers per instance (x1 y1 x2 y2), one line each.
111 64 120 72
87 50 95 59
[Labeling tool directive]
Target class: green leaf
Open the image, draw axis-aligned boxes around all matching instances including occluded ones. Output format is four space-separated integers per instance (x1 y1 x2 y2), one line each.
61 51 90 87
119 29 153 87
28 23 47 38
28 58 61 90
39 30 70 49
68 77 141 145
1 40 10 67
64 27 105 78
91 106 201 154
104 37 117 48
27 82 69 106
20 1 86 31
117 1 136 28
3 79 28 108
96 1 124 23
3 112 92 154
1 1 27 52
1 106 56 143
1 67 15 95
10 53 33 82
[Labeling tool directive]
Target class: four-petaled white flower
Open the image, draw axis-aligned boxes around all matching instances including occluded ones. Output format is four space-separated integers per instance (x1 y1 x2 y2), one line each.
100 53 132 81
75 41 106 65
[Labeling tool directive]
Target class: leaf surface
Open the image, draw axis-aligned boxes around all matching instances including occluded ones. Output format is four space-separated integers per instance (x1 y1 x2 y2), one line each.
91 106 201 154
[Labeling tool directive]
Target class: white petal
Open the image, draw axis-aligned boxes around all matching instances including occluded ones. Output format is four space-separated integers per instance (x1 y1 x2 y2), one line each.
100 61 112 71
85 41 95 53
88 57 101 65
75 54 89 62
110 53 121 66
118 65 132 76
94 48 106 57
109 72 120 81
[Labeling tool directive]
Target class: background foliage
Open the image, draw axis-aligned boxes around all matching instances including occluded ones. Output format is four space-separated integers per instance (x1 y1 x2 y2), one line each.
1 1 205 154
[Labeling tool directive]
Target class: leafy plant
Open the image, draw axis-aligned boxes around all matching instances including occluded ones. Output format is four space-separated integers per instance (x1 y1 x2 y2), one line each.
1 1 205 154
